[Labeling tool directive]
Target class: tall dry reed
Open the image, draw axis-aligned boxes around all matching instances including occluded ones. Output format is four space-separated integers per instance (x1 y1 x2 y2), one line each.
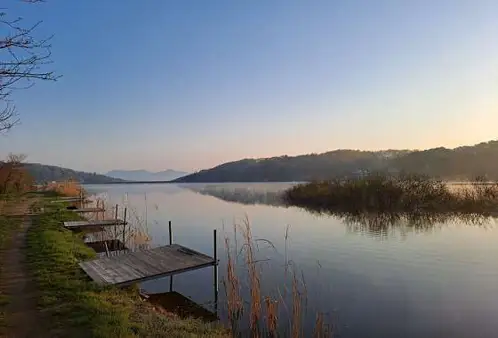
223 217 331 337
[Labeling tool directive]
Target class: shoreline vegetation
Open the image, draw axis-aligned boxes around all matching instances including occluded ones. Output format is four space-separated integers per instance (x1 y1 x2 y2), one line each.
0 176 332 337
26 195 229 337
283 174 498 215
9 173 498 336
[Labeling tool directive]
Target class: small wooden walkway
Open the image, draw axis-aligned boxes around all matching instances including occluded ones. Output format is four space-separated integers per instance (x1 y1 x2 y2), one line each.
79 244 217 286
52 196 85 201
70 207 105 213
63 219 127 230
51 197 91 203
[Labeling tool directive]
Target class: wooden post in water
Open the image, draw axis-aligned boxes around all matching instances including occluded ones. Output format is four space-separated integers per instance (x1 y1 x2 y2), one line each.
104 241 110 258
168 221 172 245
213 229 218 314
169 220 174 292
114 204 118 239
95 200 99 222
123 207 127 253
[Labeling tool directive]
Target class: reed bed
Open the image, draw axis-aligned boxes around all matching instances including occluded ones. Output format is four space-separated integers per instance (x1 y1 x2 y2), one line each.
284 174 498 214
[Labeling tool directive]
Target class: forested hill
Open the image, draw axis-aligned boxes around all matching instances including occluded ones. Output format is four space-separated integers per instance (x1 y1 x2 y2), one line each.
23 163 126 184
174 150 411 182
391 141 498 180
174 140 498 182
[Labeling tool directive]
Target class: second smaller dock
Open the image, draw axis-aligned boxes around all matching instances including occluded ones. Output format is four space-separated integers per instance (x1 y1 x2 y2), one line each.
64 219 127 230
69 207 105 213
51 198 91 203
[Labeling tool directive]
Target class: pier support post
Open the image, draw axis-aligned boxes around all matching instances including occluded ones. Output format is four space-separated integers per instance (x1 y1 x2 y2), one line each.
213 229 218 314
114 204 119 238
123 207 127 252
169 221 173 245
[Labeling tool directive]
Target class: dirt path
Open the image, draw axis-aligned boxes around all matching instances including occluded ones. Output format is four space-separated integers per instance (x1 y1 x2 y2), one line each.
0 198 43 338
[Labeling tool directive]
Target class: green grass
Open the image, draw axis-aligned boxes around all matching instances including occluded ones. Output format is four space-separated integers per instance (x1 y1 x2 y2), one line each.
26 204 228 338
0 215 21 332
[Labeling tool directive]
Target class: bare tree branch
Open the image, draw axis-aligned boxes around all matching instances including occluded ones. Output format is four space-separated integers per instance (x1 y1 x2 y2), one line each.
0 0 58 132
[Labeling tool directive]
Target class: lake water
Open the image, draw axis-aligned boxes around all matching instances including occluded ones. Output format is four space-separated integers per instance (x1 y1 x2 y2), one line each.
84 183 498 338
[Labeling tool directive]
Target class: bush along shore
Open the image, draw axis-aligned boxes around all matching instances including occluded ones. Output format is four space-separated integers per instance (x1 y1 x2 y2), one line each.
283 174 498 215
26 201 228 338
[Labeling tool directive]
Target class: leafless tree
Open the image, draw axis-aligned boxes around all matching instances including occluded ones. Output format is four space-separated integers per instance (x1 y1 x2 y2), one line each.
6 152 27 164
1 0 58 132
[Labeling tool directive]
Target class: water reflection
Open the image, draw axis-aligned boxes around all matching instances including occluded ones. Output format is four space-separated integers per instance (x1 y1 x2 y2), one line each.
185 184 497 235
184 184 288 206
337 211 494 236
143 291 219 322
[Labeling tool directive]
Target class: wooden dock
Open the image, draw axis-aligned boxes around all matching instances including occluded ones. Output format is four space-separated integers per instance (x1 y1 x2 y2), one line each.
79 244 217 286
70 207 105 213
51 198 91 203
85 239 127 257
53 196 85 201
63 219 127 230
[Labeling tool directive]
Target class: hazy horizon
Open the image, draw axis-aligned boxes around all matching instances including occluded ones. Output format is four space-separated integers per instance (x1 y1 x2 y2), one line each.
1 0 497 173
22 138 497 174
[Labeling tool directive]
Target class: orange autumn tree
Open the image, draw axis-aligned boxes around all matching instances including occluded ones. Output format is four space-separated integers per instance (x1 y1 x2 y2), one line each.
0 153 33 195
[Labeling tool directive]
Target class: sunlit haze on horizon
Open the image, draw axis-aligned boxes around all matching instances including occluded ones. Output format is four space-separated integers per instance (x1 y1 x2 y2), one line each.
0 0 497 173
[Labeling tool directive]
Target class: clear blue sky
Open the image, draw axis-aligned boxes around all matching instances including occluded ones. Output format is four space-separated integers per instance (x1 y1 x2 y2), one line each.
1 0 497 173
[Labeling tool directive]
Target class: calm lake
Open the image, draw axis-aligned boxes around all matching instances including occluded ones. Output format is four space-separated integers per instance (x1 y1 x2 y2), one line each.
84 183 498 338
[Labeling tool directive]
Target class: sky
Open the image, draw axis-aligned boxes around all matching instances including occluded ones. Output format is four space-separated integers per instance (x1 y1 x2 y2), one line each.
0 0 497 173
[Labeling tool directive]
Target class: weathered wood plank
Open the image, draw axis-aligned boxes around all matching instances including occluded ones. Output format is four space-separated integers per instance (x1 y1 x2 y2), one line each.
79 244 217 286
64 219 127 230
81 261 108 284
71 207 105 213
50 198 91 203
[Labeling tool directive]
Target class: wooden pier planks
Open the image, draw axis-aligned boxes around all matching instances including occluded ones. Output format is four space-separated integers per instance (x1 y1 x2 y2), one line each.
63 219 127 230
70 207 105 213
79 244 216 286
50 196 88 202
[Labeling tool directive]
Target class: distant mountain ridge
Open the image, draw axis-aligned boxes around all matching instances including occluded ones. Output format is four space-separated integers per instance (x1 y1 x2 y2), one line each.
23 163 125 184
174 140 498 182
106 169 188 181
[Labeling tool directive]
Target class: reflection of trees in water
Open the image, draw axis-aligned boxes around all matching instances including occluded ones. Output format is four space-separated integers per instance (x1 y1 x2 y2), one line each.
186 185 286 206
331 211 494 236
186 185 497 235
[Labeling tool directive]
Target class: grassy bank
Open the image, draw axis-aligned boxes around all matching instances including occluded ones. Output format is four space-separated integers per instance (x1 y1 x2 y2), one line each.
283 174 498 214
26 204 227 338
0 215 21 332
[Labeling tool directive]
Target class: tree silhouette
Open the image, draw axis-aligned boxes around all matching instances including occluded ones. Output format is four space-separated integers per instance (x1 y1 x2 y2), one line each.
0 0 58 132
